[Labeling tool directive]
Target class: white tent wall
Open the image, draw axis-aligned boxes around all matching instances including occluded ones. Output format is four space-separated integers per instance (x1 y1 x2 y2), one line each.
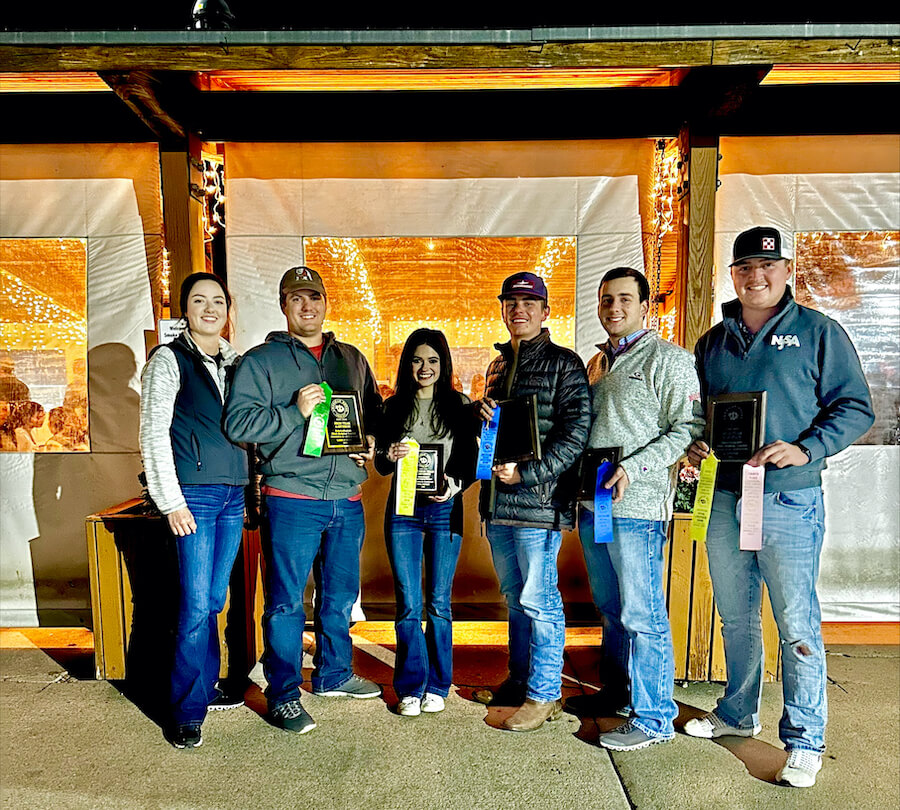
0 144 159 626
715 135 900 622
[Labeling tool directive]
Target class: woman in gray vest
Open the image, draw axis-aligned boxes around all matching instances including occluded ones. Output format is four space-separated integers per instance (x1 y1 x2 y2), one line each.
140 273 249 749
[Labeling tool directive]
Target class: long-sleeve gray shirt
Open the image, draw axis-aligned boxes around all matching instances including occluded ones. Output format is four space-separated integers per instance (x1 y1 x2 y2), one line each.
586 331 705 521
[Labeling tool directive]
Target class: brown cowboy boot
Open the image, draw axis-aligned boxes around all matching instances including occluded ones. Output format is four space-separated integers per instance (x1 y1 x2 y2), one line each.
501 698 563 732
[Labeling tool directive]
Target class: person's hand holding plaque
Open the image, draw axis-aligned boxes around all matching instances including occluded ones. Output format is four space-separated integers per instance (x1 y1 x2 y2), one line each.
387 441 411 462
687 439 711 467
604 465 629 503
748 439 809 469
429 475 453 503
477 397 497 422
493 461 521 485
349 434 376 468
296 383 327 418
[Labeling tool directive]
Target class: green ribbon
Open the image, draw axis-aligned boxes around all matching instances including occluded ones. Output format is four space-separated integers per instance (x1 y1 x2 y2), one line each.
302 382 333 457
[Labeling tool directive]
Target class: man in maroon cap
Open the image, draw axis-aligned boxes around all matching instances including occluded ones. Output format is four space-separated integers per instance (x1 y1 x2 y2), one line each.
476 272 590 731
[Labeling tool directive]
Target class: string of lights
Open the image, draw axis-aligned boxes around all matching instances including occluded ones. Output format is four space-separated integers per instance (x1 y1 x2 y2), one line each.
306 237 384 342
532 237 576 284
649 138 679 334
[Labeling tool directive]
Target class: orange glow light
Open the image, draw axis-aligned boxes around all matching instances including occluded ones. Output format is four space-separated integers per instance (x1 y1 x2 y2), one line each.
0 72 111 93
194 68 687 92
762 64 900 85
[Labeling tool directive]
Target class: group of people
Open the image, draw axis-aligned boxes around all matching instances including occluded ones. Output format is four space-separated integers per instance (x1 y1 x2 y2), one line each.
0 400 89 452
139 226 874 790
0 356 89 452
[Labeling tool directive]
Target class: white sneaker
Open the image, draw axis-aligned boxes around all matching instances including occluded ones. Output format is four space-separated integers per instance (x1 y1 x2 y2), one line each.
397 696 421 717
683 711 762 739
421 693 445 713
777 749 822 788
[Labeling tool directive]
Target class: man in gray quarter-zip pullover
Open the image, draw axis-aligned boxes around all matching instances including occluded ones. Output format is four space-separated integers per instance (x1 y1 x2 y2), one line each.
225 266 383 735
568 267 704 752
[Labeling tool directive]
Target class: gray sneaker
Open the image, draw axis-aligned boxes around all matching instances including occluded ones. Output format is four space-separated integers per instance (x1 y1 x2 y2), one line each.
313 674 382 699
683 711 761 739
599 721 672 751
269 699 317 734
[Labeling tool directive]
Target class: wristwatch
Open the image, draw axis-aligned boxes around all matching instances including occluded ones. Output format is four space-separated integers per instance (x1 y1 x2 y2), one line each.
794 442 812 462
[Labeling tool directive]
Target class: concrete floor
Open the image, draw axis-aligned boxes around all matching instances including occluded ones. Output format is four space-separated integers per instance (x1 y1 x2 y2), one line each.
1 635 897 810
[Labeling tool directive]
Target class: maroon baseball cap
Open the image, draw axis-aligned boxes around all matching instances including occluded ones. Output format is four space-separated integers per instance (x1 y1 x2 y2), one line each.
498 272 548 301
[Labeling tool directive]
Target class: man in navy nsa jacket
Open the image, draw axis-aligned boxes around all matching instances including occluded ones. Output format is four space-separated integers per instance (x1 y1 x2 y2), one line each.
685 227 874 788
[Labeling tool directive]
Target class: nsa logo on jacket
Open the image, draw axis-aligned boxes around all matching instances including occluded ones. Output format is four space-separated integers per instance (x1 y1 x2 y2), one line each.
771 334 801 351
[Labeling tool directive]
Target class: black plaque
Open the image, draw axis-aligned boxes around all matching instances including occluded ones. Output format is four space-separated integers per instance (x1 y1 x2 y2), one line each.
578 446 622 502
323 391 367 454
416 443 445 495
707 391 767 462
494 394 542 464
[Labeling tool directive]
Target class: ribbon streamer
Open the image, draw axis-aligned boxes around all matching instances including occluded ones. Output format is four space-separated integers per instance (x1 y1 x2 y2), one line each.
302 382 333 457
475 405 501 480
592 461 614 544
739 464 765 551
395 438 420 516
689 451 719 543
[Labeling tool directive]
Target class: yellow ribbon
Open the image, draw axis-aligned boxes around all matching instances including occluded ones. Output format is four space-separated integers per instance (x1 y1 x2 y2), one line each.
395 438 420 517
690 451 719 543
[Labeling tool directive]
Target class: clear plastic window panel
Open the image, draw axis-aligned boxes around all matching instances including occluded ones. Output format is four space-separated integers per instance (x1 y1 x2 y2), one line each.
794 231 900 445
0 238 89 452
302 236 576 398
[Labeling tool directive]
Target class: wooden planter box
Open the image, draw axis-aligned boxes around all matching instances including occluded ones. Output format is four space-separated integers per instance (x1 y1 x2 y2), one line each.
85 499 263 681
666 513 780 683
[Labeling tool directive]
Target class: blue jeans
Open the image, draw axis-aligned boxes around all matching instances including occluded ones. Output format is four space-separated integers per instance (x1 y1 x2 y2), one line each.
486 522 565 703
262 495 365 706
386 498 461 699
579 513 677 738
171 484 245 726
706 487 827 753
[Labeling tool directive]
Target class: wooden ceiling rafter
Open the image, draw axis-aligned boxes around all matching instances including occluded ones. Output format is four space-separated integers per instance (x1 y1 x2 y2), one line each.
98 70 187 142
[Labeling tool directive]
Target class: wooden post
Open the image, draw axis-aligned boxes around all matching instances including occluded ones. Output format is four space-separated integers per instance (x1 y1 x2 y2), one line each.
678 130 720 351
159 146 207 307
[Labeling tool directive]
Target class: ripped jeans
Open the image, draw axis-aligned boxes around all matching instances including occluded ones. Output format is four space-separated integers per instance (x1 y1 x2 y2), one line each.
706 487 827 753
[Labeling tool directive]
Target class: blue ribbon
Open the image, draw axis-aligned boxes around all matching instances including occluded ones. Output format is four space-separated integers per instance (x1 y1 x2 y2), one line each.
476 405 501 480
593 461 614 544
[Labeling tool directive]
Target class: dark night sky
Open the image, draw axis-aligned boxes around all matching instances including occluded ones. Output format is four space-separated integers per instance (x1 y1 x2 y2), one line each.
3 3 898 31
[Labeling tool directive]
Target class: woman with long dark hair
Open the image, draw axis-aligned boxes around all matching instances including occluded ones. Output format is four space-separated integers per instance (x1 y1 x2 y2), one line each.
140 272 249 748
375 328 476 717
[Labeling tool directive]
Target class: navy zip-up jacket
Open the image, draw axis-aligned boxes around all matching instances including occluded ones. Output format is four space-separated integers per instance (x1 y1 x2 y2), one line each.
166 336 249 487
224 331 382 500
695 287 874 493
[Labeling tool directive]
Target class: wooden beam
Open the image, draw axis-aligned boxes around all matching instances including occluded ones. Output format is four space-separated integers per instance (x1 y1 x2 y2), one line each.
1 38 897 73
160 148 206 304
712 37 900 65
679 132 719 351
99 70 186 142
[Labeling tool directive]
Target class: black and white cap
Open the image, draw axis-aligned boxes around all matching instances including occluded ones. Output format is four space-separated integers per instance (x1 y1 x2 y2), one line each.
730 227 790 265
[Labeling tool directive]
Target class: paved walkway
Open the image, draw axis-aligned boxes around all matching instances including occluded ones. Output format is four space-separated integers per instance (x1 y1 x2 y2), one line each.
1 631 897 810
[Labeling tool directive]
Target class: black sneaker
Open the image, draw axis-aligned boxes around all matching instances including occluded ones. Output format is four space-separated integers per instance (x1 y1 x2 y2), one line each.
168 724 203 749
269 699 317 734
564 689 630 719
208 688 245 711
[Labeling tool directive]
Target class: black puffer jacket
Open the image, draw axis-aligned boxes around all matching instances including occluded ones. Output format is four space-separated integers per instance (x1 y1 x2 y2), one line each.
479 329 590 529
